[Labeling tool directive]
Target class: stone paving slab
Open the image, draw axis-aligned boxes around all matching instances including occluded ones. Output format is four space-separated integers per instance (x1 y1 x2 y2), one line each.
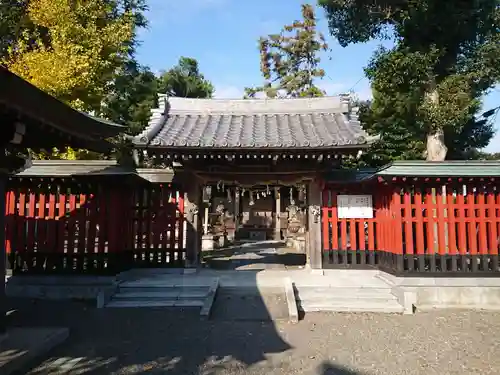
0 327 69 375
211 289 289 321
193 269 392 289
120 276 218 288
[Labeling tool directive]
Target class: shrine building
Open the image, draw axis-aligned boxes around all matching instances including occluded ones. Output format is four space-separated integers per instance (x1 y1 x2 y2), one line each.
131 94 377 269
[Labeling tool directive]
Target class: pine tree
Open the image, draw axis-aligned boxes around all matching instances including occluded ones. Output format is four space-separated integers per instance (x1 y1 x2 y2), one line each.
245 4 329 98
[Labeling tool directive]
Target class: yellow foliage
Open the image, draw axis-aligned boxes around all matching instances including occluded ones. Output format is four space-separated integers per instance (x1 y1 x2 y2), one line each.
3 0 135 160
4 0 134 112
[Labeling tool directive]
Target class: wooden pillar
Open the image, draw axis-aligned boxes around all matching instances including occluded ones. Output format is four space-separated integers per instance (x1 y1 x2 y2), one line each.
203 205 209 235
307 180 322 269
184 179 201 267
234 187 240 239
274 187 281 240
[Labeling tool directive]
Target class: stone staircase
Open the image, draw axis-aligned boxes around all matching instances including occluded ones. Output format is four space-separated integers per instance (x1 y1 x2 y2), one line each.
105 274 218 309
292 270 405 314
103 269 404 315
294 285 404 313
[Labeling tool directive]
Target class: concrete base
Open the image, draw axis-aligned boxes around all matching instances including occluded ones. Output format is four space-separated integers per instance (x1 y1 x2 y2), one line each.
6 275 117 301
284 278 299 323
96 283 119 308
200 278 219 319
0 327 69 375
377 271 500 312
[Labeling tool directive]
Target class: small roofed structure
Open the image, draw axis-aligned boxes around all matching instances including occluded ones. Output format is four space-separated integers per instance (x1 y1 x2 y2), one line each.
132 95 376 269
0 66 124 154
0 67 126 335
324 160 500 184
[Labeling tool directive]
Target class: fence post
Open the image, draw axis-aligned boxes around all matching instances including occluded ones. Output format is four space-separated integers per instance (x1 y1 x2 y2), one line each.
391 186 404 272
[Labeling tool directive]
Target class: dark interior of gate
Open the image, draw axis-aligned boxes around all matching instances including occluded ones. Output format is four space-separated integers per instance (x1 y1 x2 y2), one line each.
199 181 309 270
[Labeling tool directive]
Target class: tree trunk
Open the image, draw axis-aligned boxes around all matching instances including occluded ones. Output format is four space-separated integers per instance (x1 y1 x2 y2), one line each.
425 85 447 161
426 127 447 161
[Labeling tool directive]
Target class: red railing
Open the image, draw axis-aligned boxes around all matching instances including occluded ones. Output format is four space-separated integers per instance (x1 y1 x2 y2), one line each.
5 179 185 275
322 179 500 275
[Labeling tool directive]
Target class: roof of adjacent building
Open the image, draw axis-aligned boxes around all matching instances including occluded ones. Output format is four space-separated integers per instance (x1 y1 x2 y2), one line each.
133 95 377 149
376 160 500 177
11 160 175 183
0 67 125 152
325 160 500 183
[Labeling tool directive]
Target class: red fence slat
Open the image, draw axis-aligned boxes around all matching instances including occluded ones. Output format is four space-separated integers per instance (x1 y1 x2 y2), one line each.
5 179 187 275
322 178 500 275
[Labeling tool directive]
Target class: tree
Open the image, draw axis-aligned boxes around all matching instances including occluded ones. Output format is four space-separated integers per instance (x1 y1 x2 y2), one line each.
2 0 147 159
3 0 145 112
101 61 158 135
245 4 329 98
0 1 32 59
101 57 214 137
158 57 214 98
474 151 500 160
319 0 500 161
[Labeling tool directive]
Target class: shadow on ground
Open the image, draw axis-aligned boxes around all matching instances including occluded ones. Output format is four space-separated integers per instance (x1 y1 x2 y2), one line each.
319 362 365 375
5 287 367 375
3 243 359 374
7 298 288 374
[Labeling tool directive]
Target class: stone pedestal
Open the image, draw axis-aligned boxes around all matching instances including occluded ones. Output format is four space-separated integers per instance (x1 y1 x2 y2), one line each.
286 236 306 252
217 233 228 248
296 236 306 252
202 234 215 251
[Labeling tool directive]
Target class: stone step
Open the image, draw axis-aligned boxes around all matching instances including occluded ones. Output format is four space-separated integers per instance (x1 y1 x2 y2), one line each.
299 299 404 313
298 297 399 308
295 288 397 300
120 277 215 288
105 299 204 308
113 290 208 300
118 286 209 294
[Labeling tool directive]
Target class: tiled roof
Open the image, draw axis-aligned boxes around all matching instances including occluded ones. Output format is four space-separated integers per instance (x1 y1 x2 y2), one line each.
324 161 500 183
376 160 500 177
133 95 376 149
1 67 125 140
12 160 174 183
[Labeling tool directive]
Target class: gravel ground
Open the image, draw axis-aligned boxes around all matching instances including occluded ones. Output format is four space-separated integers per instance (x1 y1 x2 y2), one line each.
6 298 500 375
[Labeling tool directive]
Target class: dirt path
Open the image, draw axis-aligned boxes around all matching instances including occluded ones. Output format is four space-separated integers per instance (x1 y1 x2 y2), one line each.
7 298 500 375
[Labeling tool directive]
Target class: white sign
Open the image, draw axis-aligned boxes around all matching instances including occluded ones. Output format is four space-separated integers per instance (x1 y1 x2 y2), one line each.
337 195 373 219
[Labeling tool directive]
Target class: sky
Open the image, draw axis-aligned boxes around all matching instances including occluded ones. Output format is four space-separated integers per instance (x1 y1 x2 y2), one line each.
135 0 500 152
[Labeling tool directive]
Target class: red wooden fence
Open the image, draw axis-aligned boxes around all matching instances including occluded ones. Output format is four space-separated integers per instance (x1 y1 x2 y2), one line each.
322 179 500 275
5 179 185 275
